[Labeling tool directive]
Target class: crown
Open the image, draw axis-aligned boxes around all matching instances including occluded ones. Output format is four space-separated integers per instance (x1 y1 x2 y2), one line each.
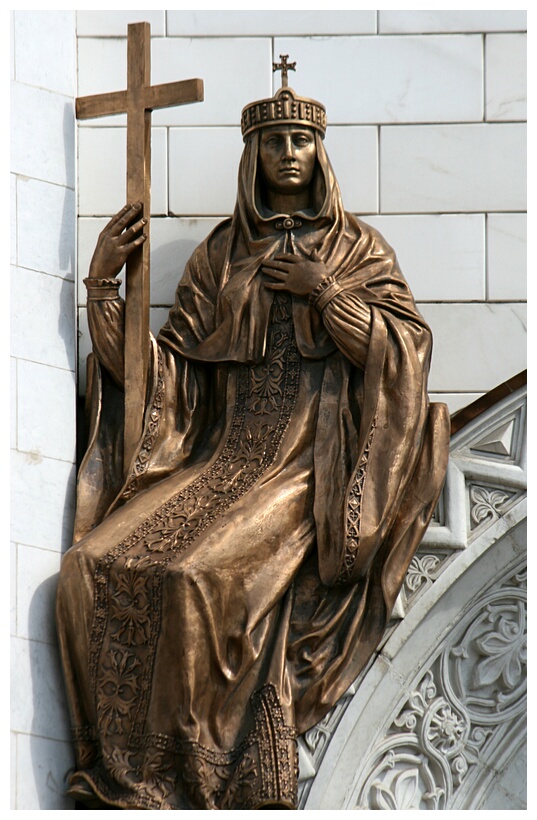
241 55 327 141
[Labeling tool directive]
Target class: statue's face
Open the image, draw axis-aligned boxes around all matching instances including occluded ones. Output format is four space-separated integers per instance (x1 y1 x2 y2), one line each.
258 125 316 197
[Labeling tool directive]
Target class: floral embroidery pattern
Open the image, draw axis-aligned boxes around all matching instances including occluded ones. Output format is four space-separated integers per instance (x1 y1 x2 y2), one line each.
339 416 377 583
81 295 300 809
97 648 141 735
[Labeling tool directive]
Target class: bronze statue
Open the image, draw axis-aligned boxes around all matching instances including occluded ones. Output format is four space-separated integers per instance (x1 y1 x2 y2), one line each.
57 63 450 810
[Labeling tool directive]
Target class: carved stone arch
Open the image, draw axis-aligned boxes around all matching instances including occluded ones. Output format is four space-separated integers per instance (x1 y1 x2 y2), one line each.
298 381 527 810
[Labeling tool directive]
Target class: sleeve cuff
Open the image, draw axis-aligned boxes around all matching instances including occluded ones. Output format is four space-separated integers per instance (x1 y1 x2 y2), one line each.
83 277 122 301
309 275 343 312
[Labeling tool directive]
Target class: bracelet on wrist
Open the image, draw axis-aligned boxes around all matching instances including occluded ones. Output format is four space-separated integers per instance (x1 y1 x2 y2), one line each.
83 277 122 302
309 274 342 311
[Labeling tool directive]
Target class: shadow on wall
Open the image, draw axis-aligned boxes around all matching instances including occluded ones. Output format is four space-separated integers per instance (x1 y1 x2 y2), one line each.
28 574 75 809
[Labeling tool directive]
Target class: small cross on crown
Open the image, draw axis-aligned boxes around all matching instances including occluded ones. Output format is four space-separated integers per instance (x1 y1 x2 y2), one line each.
273 54 296 88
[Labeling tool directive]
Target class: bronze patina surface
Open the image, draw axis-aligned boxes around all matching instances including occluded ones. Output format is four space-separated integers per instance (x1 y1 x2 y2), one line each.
57 55 450 810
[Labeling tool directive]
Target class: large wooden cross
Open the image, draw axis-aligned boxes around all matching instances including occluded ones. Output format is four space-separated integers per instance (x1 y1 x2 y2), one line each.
76 22 204 469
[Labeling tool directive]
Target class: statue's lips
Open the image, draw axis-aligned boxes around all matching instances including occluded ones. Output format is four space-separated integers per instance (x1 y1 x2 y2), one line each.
278 167 300 176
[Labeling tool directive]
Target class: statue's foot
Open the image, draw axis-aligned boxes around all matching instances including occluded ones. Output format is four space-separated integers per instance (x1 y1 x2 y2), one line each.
66 774 111 809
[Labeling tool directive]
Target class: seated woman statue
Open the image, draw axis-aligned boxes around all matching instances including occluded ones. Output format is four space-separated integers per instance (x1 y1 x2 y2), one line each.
57 75 450 810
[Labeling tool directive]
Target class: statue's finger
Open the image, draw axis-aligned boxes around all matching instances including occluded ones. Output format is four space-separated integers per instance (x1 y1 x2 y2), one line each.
123 234 147 253
262 261 291 274
273 253 297 262
112 203 143 234
120 218 147 243
261 267 287 280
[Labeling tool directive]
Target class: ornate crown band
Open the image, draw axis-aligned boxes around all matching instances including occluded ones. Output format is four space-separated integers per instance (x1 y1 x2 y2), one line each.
241 87 327 140
241 57 326 141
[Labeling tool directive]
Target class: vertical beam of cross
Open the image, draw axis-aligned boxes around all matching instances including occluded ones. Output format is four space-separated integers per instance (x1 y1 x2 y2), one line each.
76 22 204 470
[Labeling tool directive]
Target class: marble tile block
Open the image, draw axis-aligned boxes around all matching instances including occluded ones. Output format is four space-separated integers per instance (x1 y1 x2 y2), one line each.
324 127 378 214
380 124 526 213
418 303 527 392
17 360 76 463
17 177 75 280
11 542 17 636
429 393 483 415
11 266 76 372
151 38 272 127
11 172 16 265
10 636 72 741
76 9 165 36
379 11 527 34
11 357 17 450
486 34 527 122
363 214 485 301
77 36 126 118
11 732 16 808
487 213 527 301
77 215 222 304
77 37 270 128
274 35 483 124
169 127 243 216
11 450 76 552
77 126 167 215
14 10 76 97
15 733 75 810
10 11 14 80
150 217 222 304
16 545 62 644
167 10 377 36
10 82 75 188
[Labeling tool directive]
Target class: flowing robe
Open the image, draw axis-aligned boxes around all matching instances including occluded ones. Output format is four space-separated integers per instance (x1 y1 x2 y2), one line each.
57 136 449 809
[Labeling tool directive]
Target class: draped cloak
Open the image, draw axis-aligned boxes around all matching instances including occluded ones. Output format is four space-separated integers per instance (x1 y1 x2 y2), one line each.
56 131 450 810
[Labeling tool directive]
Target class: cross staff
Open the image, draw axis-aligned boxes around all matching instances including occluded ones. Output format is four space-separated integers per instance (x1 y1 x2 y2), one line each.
76 22 204 470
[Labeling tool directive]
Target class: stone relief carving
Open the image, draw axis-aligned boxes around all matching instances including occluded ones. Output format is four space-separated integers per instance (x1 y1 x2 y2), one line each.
352 562 526 810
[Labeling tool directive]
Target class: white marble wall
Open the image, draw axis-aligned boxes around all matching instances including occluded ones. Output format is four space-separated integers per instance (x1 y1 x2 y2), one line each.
76 9 526 415
10 10 77 810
